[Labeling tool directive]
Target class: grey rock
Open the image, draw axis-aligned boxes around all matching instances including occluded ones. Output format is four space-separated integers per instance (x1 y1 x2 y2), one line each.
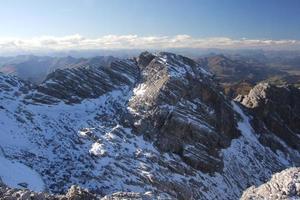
241 167 300 200
28 59 139 104
129 52 240 172
236 83 300 152
0 184 99 200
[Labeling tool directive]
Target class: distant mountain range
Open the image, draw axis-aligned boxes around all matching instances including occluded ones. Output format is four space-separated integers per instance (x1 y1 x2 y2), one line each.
0 55 117 84
195 53 300 97
1 49 299 89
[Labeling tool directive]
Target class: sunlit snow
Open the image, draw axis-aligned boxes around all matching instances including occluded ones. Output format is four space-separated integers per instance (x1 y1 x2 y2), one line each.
0 154 45 191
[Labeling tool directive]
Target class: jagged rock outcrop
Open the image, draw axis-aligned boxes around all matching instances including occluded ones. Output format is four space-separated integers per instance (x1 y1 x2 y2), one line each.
0 181 153 200
0 52 299 200
236 83 300 152
0 183 97 200
129 52 240 172
28 59 139 104
101 192 153 200
241 167 300 200
0 55 117 84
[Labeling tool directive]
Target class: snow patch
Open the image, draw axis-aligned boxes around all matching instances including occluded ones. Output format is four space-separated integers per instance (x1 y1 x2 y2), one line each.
89 142 106 156
232 101 259 142
133 83 147 97
0 154 45 192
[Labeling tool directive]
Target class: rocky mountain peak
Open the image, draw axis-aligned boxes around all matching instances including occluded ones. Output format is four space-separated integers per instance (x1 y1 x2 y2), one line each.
0 53 299 199
135 51 155 69
129 52 240 172
236 83 300 151
236 82 276 108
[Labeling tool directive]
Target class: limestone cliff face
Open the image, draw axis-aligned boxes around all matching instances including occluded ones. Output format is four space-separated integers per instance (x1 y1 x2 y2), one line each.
28 59 139 104
236 83 300 152
129 52 240 172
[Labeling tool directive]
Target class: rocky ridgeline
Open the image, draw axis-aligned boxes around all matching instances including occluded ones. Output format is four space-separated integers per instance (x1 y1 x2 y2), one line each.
241 167 300 200
129 52 239 172
236 83 300 153
0 182 152 200
0 52 299 199
27 59 139 104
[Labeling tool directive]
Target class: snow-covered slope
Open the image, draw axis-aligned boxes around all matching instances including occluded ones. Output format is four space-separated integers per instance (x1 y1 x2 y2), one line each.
0 52 299 199
0 154 44 192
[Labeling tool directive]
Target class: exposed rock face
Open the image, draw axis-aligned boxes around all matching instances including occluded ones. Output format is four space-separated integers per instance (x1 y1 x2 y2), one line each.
101 191 153 200
0 184 95 199
0 55 117 84
236 83 300 152
241 167 300 200
129 52 240 172
0 182 153 200
0 52 299 199
28 59 139 104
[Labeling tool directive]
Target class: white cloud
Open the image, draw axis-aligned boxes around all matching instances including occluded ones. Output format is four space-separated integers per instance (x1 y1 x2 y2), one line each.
0 34 299 53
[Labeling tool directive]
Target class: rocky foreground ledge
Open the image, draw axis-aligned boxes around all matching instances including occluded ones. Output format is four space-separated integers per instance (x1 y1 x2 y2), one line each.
0 182 152 200
2 168 300 200
241 167 300 200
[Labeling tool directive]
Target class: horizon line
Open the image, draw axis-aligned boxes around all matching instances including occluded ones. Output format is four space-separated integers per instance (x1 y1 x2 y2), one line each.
1 34 300 53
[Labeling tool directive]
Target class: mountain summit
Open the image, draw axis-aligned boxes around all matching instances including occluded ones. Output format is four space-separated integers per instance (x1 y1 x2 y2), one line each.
0 52 299 199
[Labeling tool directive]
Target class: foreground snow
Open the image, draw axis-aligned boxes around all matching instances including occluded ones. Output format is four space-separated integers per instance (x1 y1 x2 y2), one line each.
0 153 44 191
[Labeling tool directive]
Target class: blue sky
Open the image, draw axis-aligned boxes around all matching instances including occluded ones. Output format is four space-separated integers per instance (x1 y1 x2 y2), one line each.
0 0 299 39
0 0 300 51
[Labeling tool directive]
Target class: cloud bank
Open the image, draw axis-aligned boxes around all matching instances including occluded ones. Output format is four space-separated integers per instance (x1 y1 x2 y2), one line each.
0 34 300 53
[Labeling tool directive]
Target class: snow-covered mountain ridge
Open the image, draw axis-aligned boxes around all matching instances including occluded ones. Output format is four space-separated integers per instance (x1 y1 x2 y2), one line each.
0 52 299 199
